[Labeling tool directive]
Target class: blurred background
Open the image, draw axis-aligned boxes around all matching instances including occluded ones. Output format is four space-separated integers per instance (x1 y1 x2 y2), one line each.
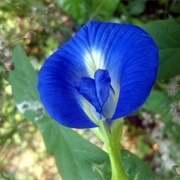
0 0 180 179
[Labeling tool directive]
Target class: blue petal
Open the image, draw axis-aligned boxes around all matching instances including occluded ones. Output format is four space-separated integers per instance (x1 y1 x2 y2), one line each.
75 69 111 114
85 21 159 121
94 69 111 111
38 21 158 128
75 77 101 113
38 32 97 128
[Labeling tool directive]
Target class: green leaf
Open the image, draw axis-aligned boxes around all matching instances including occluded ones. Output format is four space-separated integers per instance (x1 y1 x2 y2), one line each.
127 0 146 15
56 0 88 24
9 44 42 123
9 44 155 180
44 121 111 179
90 0 119 21
143 90 170 114
122 150 155 180
142 20 180 80
56 0 119 24
170 0 180 14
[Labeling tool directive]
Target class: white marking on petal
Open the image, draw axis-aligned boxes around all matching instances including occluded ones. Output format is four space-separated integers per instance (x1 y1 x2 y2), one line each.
110 80 120 116
80 97 101 125
82 48 121 120
83 48 105 77
102 87 116 119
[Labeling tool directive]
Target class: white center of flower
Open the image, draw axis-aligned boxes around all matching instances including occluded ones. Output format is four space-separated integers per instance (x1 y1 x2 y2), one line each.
83 49 105 77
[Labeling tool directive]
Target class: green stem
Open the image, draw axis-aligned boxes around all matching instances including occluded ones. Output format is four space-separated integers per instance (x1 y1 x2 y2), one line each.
99 120 129 180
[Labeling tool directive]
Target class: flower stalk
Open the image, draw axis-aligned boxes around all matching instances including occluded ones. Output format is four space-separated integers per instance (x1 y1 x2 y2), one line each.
99 119 129 180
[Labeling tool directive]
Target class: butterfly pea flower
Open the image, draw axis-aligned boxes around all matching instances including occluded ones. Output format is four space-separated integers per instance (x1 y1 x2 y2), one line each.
38 21 158 129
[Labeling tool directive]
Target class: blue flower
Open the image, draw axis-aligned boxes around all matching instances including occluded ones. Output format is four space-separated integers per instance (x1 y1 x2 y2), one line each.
38 21 159 129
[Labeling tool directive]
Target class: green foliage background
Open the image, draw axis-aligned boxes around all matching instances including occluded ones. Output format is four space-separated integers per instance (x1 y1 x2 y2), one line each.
0 0 180 179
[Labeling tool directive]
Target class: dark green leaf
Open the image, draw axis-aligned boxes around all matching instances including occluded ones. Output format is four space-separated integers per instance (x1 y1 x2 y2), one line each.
9 44 41 123
170 0 180 14
56 0 119 24
122 150 155 180
56 0 88 24
43 120 111 180
143 90 170 114
127 0 146 15
90 0 119 21
142 20 180 80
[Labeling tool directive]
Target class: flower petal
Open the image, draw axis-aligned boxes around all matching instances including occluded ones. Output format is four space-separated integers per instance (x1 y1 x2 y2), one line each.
75 77 101 113
84 21 159 121
94 69 111 110
37 28 97 128
38 21 158 128
75 69 111 115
